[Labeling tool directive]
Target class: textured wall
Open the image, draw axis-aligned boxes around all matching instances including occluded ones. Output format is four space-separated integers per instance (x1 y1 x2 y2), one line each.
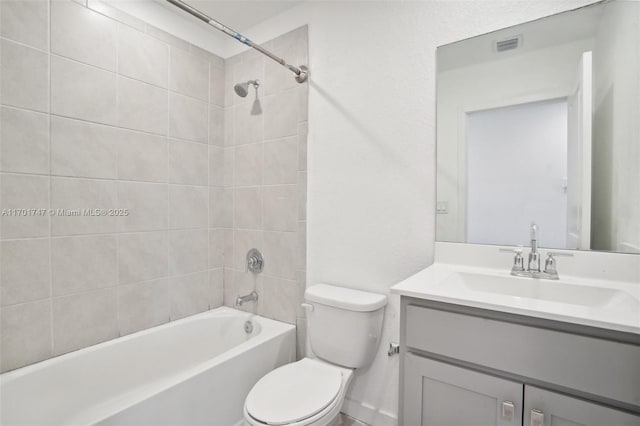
0 0 225 372
220 27 308 359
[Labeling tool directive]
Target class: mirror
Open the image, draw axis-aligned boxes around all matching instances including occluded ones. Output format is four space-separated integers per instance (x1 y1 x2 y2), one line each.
436 0 639 254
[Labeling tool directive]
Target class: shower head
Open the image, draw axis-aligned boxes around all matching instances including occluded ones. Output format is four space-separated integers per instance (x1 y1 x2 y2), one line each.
234 80 259 97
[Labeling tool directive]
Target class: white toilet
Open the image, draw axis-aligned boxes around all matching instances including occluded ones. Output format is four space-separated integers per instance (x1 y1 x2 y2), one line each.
243 284 387 426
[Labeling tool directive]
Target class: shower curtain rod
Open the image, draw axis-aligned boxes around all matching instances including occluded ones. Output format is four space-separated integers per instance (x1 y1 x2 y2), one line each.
165 0 308 83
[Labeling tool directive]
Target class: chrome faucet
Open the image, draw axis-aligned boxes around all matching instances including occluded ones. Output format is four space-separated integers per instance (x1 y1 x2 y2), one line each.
235 291 258 307
500 224 572 280
528 223 541 273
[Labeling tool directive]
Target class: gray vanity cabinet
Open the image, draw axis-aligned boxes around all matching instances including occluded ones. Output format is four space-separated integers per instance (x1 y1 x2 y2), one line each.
403 354 522 426
523 386 640 426
399 298 640 426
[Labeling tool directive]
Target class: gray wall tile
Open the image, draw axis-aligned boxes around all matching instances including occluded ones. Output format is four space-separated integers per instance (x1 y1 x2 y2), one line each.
0 39 49 113
209 269 223 308
0 174 49 239
209 105 224 146
234 101 263 145
51 116 118 179
0 107 50 174
169 93 208 143
0 300 52 372
210 187 233 228
52 288 118 355
210 65 225 107
0 0 49 50
169 229 208 275
118 279 169 335
209 146 224 186
263 185 297 232
117 77 168 135
117 130 168 183
51 235 117 296
234 187 263 230
169 48 209 101
1 239 50 306
118 232 168 284
262 276 301 324
118 24 168 88
234 143 263 186
209 229 224 268
263 137 297 185
264 90 299 140
51 56 117 125
169 184 208 229
51 177 116 236
169 271 209 320
117 181 168 232
263 231 297 280
51 0 117 71
169 139 208 185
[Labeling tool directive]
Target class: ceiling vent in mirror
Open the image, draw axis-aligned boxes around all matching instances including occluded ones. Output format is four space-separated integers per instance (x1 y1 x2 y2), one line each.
495 35 522 52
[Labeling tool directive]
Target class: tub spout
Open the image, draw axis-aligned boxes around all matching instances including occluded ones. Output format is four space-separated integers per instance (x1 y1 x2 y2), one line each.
235 291 258 306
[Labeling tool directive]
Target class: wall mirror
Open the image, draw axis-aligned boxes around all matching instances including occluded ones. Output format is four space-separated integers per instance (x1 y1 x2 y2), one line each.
436 0 639 254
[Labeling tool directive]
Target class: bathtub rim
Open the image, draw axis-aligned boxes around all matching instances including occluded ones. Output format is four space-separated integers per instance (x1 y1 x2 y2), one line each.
1 307 296 426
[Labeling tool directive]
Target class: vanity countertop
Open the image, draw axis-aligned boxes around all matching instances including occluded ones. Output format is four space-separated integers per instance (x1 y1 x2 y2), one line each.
391 262 640 335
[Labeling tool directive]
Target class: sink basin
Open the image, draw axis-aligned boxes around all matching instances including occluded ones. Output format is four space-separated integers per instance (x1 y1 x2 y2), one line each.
445 272 639 310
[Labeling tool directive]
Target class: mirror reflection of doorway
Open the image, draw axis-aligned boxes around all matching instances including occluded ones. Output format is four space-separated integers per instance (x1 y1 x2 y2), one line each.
466 99 568 247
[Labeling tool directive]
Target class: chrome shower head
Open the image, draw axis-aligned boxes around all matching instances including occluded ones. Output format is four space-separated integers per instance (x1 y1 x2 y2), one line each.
234 80 259 97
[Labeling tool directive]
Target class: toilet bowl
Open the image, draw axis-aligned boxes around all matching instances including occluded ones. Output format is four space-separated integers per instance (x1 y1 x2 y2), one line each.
243 358 353 426
243 284 387 426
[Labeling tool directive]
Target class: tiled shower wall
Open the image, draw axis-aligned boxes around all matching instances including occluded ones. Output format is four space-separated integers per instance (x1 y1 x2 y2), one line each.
221 27 308 357
0 0 227 372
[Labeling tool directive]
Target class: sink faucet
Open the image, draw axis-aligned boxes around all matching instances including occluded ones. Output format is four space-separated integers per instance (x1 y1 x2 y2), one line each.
235 291 258 307
500 224 572 280
528 223 541 273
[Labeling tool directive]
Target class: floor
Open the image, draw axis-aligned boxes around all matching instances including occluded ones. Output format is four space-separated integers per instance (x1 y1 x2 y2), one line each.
336 413 370 426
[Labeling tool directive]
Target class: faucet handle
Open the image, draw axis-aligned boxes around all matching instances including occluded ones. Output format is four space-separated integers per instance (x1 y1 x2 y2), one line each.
543 252 573 277
499 248 525 272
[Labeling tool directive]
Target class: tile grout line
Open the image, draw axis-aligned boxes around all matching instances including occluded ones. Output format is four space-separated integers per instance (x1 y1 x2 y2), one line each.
47 0 55 359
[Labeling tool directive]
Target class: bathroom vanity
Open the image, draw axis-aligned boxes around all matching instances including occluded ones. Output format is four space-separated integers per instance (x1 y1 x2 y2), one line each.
392 244 640 426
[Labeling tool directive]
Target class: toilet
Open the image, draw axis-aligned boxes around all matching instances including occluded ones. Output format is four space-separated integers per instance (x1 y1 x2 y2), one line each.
243 284 387 426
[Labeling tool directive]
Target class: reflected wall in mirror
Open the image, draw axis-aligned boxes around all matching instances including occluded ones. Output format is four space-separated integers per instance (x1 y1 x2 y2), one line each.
436 0 640 254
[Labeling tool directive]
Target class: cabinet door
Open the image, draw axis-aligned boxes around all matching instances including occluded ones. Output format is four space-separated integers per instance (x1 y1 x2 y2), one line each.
524 386 640 426
403 354 522 426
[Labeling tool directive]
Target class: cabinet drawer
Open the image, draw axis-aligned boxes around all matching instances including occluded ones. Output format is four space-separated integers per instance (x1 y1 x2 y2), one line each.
405 304 640 408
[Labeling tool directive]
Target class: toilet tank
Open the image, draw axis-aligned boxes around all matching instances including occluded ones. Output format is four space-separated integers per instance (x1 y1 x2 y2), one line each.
304 284 387 369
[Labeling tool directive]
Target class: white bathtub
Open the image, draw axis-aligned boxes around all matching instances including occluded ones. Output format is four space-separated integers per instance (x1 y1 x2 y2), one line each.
1 307 296 426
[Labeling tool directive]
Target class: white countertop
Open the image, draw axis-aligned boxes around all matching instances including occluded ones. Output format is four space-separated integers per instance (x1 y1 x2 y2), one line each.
391 262 640 335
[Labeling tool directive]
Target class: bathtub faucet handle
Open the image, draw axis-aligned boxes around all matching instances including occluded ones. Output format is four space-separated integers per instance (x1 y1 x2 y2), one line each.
246 248 264 274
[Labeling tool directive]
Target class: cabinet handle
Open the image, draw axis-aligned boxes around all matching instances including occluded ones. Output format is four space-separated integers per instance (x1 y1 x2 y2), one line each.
501 401 515 421
530 409 544 426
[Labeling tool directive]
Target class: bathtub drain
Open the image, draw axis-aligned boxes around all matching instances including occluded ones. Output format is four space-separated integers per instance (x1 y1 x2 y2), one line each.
244 320 254 334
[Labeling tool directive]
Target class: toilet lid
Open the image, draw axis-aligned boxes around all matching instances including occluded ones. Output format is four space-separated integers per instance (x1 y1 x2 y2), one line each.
246 358 343 425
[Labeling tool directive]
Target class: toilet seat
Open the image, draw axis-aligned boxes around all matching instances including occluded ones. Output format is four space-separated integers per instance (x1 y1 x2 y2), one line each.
244 358 352 426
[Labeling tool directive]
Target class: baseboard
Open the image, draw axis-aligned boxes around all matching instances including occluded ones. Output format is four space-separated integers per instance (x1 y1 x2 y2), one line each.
342 398 397 426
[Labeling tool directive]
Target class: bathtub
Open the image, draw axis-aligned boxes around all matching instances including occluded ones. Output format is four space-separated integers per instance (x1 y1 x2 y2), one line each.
1 307 296 426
